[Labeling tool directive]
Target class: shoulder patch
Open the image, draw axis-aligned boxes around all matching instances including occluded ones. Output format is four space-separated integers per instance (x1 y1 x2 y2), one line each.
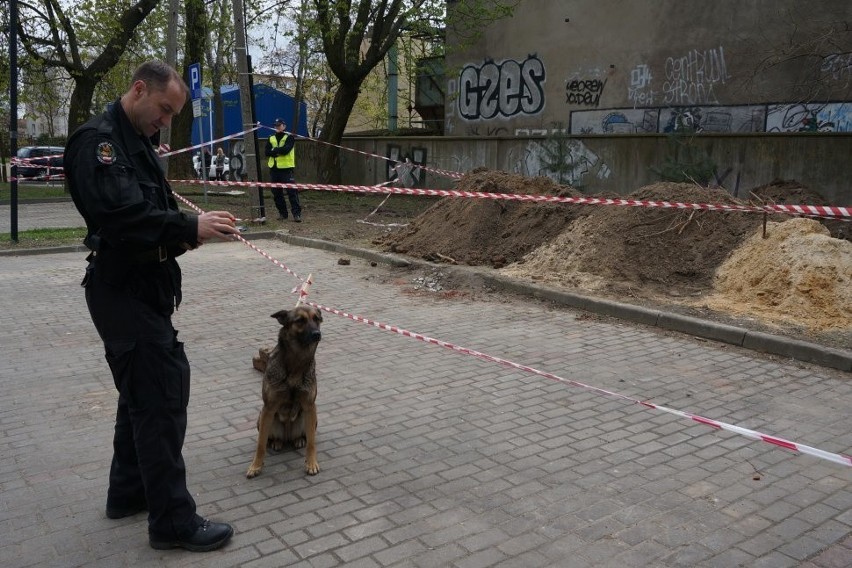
96 141 117 165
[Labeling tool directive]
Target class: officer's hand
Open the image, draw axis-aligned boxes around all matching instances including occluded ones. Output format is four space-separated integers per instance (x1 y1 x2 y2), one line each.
197 210 238 245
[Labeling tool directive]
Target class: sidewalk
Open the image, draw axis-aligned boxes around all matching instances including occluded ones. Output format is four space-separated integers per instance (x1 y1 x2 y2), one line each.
0 226 850 566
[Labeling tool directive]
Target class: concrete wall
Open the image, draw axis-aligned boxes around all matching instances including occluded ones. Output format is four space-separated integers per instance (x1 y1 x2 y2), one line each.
298 134 852 205
443 0 852 135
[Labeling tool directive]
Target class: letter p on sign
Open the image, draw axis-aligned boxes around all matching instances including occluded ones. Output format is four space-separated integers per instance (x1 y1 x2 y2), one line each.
189 63 202 101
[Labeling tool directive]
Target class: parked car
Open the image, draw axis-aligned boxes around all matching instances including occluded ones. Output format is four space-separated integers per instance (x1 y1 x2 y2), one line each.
15 146 65 180
193 151 230 181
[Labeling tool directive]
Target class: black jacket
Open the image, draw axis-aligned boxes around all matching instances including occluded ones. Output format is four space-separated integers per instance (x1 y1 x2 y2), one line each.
64 100 198 313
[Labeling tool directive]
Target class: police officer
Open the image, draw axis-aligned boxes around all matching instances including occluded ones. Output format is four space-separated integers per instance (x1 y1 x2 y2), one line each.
64 60 238 552
265 118 301 221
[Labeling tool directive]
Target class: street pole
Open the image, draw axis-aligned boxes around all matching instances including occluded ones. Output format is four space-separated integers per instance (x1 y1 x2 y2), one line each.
232 0 264 219
9 0 19 243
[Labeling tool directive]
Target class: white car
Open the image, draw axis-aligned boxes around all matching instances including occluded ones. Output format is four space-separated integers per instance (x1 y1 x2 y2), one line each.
193 152 230 180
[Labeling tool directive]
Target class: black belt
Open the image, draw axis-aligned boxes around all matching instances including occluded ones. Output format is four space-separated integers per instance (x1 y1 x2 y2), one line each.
131 245 169 263
90 245 169 264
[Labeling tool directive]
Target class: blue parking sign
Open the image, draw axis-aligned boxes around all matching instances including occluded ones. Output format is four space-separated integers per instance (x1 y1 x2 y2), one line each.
189 63 202 100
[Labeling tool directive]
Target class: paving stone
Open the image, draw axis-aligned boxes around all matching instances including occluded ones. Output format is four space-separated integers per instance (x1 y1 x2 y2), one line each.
0 231 849 567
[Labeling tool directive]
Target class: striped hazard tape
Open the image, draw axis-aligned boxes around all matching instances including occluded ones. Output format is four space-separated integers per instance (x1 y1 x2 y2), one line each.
305 299 852 468
172 189 852 468
172 178 852 220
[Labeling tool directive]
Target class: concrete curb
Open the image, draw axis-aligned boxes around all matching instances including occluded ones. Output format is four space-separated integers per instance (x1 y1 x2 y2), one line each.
3 233 849 373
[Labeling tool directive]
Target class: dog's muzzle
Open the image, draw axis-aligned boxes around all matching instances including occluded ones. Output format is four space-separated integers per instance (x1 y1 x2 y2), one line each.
301 330 322 345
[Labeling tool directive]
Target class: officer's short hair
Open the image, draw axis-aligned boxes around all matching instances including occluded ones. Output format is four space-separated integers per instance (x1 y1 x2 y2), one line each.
131 60 189 98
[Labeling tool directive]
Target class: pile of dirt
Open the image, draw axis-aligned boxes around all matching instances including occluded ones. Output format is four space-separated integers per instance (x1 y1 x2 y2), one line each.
379 170 850 337
379 169 584 268
700 218 852 331
502 181 763 297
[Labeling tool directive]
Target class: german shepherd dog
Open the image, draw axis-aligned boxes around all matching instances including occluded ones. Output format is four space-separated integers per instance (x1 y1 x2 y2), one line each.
246 306 323 479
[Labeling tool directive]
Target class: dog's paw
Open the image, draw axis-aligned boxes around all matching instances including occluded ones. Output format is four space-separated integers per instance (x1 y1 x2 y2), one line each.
246 465 263 479
271 440 284 451
293 436 306 449
305 460 320 476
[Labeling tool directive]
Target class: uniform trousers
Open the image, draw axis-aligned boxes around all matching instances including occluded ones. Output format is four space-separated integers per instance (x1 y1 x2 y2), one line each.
85 261 200 539
269 167 301 218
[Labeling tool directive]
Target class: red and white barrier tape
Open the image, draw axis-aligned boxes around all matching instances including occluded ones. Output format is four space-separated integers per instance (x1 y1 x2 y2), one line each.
160 125 263 159
172 178 852 220
11 154 64 166
305 299 852 467
10 173 65 182
259 123 464 181
172 187 851 467
172 191 308 284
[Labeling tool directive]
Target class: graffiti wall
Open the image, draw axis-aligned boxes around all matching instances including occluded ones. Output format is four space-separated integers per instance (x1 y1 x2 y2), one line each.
766 103 852 133
453 47 852 135
506 137 611 187
457 55 547 121
570 105 767 134
571 103 852 134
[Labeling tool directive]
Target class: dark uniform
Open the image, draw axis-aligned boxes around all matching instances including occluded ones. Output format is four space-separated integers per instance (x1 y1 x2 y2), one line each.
64 100 203 541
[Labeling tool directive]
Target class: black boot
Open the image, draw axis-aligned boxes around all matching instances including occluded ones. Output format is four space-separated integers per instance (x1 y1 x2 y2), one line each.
149 518 234 552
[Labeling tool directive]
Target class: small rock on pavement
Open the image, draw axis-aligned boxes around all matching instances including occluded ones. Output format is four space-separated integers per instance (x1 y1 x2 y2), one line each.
338 258 351 265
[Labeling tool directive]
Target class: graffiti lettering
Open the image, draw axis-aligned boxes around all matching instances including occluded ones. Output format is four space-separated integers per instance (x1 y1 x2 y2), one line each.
628 64 655 107
565 78 607 107
458 55 546 120
387 144 427 187
822 52 852 84
663 46 729 105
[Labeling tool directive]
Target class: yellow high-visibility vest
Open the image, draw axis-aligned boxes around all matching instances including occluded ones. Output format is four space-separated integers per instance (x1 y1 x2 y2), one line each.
268 135 295 169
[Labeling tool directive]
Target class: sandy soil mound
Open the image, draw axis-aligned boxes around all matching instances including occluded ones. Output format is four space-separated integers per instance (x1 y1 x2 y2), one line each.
378 169 849 341
700 218 852 331
380 169 583 267
503 182 763 297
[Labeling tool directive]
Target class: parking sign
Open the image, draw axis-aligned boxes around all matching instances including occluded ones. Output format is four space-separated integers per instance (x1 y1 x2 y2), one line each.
189 63 202 101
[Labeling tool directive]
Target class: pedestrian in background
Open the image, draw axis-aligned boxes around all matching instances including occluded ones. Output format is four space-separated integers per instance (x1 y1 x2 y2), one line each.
64 60 237 553
265 118 301 222
215 147 226 181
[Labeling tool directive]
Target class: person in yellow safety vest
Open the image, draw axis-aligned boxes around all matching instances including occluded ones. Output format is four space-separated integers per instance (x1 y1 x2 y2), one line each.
265 118 301 222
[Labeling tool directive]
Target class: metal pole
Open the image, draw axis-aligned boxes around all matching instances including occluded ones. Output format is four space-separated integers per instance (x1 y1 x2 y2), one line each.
388 42 398 132
232 0 264 219
9 0 19 243
247 54 264 207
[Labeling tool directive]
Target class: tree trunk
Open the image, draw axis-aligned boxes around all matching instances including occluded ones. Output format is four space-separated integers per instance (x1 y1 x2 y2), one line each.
317 82 360 184
170 0 209 180
67 78 99 137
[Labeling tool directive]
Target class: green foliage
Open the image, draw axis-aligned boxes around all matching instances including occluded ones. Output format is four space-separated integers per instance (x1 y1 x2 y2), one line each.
537 123 577 187
651 132 717 185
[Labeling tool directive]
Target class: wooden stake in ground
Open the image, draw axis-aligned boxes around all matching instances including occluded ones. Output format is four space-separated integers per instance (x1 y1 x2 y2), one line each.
296 274 313 306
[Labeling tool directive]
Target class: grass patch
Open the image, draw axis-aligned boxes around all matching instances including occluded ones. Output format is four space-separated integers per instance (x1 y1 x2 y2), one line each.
0 227 87 250
0 182 68 200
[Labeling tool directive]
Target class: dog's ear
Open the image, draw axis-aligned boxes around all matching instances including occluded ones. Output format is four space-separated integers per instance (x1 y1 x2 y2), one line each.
271 310 290 326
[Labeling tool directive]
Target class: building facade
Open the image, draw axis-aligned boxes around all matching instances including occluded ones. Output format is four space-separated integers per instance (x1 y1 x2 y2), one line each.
444 0 852 136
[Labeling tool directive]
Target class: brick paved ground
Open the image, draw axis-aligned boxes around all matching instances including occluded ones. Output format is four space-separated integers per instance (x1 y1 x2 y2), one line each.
1 236 850 567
